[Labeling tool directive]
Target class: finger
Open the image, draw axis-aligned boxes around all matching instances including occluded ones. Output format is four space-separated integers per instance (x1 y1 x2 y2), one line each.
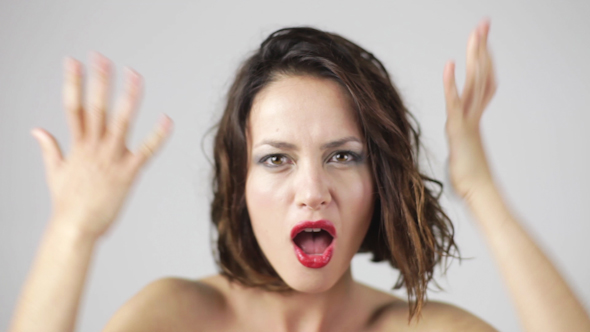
482 56 498 110
443 60 461 117
31 128 64 176
470 19 493 121
477 18 490 54
476 19 492 81
86 52 112 143
468 35 488 123
462 29 479 115
108 67 143 156
481 22 497 110
62 57 85 142
127 115 173 174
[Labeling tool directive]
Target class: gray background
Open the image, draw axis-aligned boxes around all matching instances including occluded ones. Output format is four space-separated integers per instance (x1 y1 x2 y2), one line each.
1 1 589 331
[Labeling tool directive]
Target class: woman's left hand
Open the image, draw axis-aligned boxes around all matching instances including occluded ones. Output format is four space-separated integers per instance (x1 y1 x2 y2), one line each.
443 18 497 201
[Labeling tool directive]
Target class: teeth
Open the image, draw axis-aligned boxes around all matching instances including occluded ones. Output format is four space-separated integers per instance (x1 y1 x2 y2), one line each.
312 228 321 232
304 228 313 232
303 228 323 232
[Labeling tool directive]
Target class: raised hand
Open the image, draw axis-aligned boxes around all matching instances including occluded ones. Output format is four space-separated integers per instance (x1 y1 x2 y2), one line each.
30 52 173 239
443 18 497 201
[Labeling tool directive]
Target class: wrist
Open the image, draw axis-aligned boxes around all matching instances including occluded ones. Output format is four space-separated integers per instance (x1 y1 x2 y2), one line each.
463 180 516 233
47 214 101 247
463 177 497 206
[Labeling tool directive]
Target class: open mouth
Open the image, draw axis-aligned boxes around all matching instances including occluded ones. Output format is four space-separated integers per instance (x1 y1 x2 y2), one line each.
290 220 336 268
293 228 334 255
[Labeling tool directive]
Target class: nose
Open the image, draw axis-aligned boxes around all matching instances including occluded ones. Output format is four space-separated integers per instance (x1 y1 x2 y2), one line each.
294 163 332 211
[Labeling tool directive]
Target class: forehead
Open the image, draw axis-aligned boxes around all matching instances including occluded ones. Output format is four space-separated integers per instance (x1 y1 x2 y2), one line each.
248 75 362 145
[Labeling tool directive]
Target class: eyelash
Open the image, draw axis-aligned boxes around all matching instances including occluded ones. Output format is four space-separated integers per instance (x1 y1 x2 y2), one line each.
259 150 362 168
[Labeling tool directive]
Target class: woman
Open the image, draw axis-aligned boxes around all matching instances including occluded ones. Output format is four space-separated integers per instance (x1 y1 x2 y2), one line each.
9 18 590 331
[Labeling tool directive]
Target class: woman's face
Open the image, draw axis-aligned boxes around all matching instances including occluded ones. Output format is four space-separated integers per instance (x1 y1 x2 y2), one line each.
245 74 375 293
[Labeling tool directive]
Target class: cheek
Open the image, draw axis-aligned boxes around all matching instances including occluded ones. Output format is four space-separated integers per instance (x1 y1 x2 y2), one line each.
337 167 373 208
246 170 288 215
245 171 289 252
334 167 375 242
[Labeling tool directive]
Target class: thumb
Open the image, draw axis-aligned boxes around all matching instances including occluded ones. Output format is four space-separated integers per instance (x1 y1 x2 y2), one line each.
31 128 63 175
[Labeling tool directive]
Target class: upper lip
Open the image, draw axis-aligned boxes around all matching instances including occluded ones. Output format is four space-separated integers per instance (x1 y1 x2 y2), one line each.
290 220 337 239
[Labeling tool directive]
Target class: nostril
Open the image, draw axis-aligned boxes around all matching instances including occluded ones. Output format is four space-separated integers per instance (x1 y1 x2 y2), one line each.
302 200 327 210
295 180 331 209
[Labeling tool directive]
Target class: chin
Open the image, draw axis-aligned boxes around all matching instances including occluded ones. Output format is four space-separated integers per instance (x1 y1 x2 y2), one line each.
275 259 348 294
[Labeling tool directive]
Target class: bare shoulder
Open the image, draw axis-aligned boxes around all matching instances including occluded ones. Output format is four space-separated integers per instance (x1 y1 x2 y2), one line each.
373 298 498 332
413 301 497 331
103 276 229 332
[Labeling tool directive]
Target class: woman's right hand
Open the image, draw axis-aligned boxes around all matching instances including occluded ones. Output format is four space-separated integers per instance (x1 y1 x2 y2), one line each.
31 52 173 240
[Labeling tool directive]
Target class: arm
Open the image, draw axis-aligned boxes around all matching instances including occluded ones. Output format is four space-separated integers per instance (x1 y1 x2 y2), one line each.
443 19 590 331
9 217 97 331
9 53 172 332
466 181 590 331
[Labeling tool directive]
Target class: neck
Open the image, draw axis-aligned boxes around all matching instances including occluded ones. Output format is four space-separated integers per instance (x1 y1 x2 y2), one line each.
249 267 360 332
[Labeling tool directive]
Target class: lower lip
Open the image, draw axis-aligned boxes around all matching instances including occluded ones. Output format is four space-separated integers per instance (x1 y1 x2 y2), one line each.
292 241 334 268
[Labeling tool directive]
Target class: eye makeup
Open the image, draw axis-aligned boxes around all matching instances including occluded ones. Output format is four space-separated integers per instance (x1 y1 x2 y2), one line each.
257 150 365 168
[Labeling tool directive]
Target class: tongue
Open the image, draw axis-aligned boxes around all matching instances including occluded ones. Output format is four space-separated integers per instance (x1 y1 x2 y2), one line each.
294 231 332 255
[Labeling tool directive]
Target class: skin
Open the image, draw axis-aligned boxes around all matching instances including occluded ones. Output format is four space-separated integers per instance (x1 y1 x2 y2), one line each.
9 18 590 332
245 74 375 295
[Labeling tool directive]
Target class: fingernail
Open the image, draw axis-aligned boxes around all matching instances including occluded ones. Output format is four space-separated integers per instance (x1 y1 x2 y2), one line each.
159 113 168 123
126 67 140 85
92 52 109 72
159 114 172 131
64 57 77 73
31 129 42 140
93 51 103 61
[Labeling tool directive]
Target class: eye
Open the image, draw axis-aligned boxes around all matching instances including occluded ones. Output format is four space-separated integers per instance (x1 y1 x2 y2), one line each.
260 154 290 167
329 151 359 164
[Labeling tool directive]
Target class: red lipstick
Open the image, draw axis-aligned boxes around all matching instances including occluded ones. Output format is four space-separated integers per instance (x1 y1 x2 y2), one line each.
291 220 336 268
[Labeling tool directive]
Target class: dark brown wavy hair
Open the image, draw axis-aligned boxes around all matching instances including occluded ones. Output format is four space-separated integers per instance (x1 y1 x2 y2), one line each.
209 26 459 321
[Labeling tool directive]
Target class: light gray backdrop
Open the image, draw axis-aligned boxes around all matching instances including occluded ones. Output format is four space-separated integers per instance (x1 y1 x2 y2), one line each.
1 1 589 331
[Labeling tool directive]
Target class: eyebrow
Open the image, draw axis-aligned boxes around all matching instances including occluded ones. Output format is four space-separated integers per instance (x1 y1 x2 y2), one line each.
254 136 363 150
